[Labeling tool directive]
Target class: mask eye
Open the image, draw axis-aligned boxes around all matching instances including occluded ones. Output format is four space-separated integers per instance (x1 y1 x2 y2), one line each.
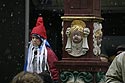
32 36 35 39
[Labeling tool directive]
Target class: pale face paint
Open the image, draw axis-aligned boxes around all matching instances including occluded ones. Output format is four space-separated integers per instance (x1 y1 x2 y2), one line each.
31 35 41 47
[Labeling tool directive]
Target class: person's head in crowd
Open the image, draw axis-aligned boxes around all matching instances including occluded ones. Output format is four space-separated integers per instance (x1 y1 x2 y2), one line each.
39 72 53 83
24 16 59 82
11 71 43 83
105 51 125 82
30 17 50 48
116 44 125 55
108 44 125 63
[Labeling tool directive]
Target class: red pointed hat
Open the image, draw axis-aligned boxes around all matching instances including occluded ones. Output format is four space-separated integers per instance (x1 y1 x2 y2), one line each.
31 17 47 39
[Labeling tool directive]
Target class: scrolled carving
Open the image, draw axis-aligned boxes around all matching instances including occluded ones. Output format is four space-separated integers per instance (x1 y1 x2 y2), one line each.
93 22 103 56
60 71 93 83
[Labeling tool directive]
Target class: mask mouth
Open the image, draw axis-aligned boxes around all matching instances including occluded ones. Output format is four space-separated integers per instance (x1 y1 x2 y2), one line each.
72 36 82 43
32 42 40 47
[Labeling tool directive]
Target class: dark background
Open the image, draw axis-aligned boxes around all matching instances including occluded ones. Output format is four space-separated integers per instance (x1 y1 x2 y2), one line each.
0 0 25 82
0 0 125 82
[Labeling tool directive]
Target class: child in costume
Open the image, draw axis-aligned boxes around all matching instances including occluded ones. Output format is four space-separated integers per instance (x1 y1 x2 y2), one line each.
24 17 59 83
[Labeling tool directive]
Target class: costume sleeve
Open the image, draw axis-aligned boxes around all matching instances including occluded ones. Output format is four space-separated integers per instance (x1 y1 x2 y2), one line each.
105 54 123 83
47 47 59 81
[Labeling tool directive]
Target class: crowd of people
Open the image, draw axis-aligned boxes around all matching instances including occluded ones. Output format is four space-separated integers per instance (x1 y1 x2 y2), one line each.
11 16 125 83
11 71 53 83
11 71 44 83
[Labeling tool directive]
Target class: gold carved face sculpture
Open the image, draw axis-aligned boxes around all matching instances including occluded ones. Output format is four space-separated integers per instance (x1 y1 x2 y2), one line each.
65 20 90 57
70 25 83 44
69 20 86 43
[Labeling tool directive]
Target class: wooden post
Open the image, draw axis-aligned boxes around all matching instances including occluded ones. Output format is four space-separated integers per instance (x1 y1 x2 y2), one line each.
55 0 109 83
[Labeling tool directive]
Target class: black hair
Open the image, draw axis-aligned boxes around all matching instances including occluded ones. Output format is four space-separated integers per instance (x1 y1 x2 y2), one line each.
38 72 53 83
116 44 125 52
